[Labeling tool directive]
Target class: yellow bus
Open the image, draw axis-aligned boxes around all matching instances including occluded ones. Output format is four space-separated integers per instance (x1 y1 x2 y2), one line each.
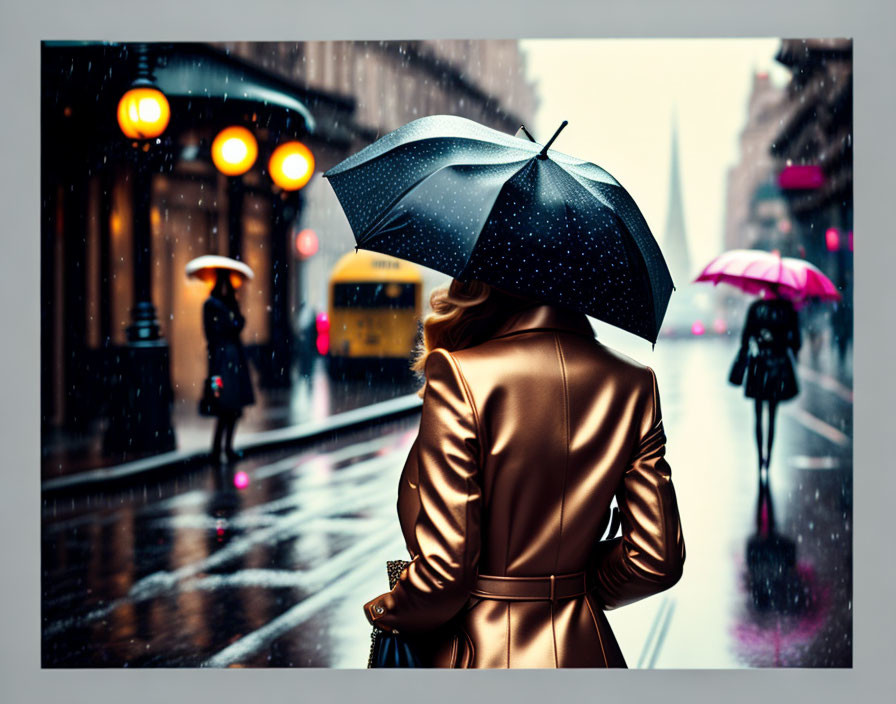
327 250 423 376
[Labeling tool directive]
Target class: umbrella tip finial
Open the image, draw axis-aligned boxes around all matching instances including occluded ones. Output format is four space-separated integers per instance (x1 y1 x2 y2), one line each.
354 245 359 253
516 124 536 142
538 120 569 159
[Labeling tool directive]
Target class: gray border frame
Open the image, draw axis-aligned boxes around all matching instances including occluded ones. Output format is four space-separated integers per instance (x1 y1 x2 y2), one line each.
5 0 892 701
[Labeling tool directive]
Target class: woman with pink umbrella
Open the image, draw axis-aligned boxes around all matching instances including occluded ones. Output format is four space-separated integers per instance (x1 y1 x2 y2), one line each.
735 284 801 481
696 249 840 482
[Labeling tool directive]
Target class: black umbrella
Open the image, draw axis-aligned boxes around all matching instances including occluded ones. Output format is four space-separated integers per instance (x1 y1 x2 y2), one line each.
323 115 673 343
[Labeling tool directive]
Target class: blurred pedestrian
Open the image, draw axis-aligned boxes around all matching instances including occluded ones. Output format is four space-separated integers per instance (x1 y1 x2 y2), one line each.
361 279 685 667
831 300 852 367
803 296 827 365
730 284 801 481
201 267 256 464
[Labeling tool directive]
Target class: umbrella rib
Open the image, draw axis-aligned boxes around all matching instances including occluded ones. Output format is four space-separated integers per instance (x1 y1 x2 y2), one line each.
551 165 658 282
556 194 653 335
562 167 668 275
554 166 670 334
325 134 540 179
356 157 533 245
457 159 541 278
542 163 659 338
561 159 623 189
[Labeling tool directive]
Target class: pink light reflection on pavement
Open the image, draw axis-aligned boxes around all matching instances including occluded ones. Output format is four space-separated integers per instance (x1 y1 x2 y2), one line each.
731 561 831 667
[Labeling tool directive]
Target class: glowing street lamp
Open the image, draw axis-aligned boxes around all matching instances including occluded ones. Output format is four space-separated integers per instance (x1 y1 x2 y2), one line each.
211 126 259 260
212 126 258 176
117 86 170 139
269 141 315 190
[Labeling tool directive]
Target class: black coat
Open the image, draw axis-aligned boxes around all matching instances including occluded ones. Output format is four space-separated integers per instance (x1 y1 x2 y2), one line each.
738 298 801 401
203 294 255 413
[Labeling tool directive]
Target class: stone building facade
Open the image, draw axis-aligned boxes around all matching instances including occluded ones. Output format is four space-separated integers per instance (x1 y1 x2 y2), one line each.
724 71 791 253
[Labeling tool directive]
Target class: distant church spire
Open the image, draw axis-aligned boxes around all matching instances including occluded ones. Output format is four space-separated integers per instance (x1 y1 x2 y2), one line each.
663 112 691 288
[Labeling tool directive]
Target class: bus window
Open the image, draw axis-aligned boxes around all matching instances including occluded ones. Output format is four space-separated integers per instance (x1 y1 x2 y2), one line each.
332 282 417 309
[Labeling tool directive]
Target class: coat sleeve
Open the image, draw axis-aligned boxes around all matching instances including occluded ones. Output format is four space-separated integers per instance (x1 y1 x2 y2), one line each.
590 367 685 610
364 349 482 634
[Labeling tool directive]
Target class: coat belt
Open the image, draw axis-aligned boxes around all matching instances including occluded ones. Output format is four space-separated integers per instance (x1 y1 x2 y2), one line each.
471 572 588 602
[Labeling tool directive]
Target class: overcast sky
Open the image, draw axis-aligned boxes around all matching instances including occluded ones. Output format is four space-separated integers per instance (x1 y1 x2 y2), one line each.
518 38 790 281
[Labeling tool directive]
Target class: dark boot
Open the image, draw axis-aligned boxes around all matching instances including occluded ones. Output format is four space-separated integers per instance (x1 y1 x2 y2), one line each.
211 418 226 465
224 414 243 461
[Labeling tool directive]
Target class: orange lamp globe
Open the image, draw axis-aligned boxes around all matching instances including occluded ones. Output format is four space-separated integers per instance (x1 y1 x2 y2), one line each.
117 87 171 139
212 127 258 176
269 141 315 191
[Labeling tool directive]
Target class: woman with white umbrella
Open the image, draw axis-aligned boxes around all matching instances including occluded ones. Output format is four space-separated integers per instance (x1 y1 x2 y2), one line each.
187 255 256 464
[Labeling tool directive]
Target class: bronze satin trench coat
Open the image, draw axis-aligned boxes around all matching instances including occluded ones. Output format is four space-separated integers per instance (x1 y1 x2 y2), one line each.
364 304 685 668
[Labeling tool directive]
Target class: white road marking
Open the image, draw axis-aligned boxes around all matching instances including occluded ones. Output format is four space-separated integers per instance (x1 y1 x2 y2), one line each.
184 524 397 594
43 482 396 638
636 597 670 669
790 455 843 470
635 597 676 669
646 599 676 668
132 484 394 591
784 406 851 447
203 535 406 667
44 434 412 534
144 452 405 532
797 364 853 404
253 432 413 481
239 454 402 517
149 513 391 533
149 432 411 513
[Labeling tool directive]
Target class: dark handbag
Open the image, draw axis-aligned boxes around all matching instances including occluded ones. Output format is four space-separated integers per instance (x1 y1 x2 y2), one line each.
367 560 422 668
198 375 223 416
729 346 748 386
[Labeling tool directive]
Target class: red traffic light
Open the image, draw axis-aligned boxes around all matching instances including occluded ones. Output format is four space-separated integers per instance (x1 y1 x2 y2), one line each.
315 313 330 355
825 228 840 252
295 229 319 259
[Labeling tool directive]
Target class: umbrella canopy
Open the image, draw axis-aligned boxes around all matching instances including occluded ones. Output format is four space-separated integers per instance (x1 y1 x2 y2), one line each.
694 249 841 303
323 115 673 343
185 255 255 283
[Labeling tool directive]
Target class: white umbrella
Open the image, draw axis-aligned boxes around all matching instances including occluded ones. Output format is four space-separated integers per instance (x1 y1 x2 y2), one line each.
185 255 254 282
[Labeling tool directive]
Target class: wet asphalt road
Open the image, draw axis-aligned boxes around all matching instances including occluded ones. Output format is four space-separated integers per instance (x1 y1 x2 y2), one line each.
41 336 852 668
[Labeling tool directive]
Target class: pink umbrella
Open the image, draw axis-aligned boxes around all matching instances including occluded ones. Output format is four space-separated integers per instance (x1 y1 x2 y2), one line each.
694 249 841 304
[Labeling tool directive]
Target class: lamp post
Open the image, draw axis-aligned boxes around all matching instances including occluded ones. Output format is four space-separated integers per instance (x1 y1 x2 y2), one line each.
212 126 258 260
105 43 176 455
268 141 315 387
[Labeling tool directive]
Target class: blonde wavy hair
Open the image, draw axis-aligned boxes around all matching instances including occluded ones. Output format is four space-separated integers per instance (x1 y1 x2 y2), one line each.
412 279 538 395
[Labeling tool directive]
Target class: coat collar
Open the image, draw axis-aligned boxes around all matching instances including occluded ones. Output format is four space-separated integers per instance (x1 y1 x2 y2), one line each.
489 304 596 341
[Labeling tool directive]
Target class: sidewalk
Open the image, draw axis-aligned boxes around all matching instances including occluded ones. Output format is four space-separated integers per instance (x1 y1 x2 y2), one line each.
41 360 422 488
